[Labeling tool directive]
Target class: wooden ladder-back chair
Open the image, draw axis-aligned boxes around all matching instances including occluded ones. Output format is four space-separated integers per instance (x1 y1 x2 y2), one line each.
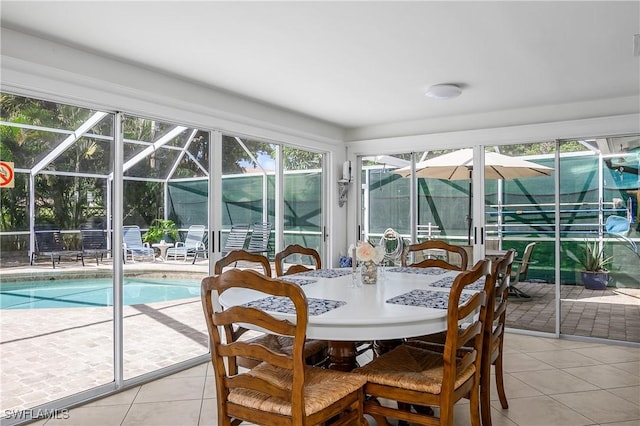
275 244 322 277
404 250 516 426
354 259 492 426
201 269 366 426
480 248 516 426
215 249 273 276
402 240 469 271
214 250 328 369
397 240 470 348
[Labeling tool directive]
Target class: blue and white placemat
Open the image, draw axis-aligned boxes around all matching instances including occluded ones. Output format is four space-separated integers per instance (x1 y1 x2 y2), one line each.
243 296 346 315
280 277 318 286
386 289 471 309
387 266 449 275
291 268 353 278
429 275 486 291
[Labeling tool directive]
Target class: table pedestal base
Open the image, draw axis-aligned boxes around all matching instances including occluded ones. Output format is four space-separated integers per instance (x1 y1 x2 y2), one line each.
327 341 357 371
326 339 405 371
373 339 403 357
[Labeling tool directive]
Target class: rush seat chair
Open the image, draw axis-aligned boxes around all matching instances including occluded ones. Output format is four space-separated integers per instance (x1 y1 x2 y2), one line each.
201 269 366 426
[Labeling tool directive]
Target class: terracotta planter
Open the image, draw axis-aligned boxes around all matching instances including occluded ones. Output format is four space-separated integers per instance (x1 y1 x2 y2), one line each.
580 271 609 290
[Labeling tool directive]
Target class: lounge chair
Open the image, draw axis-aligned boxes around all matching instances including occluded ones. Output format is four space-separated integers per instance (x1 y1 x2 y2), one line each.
221 224 250 255
80 224 110 265
245 222 272 254
606 215 637 253
31 228 84 269
166 225 206 261
123 225 155 263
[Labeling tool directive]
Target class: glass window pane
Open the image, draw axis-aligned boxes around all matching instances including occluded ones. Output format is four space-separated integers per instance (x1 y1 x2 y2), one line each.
220 135 275 255
283 147 323 255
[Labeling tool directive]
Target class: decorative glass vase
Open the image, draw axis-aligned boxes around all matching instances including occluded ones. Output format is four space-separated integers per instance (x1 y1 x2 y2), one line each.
361 260 378 284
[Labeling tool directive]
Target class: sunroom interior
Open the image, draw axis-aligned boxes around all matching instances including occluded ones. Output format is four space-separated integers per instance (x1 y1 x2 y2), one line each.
0 1 639 424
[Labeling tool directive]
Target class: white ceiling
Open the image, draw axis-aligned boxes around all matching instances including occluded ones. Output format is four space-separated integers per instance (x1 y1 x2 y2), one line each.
1 1 639 134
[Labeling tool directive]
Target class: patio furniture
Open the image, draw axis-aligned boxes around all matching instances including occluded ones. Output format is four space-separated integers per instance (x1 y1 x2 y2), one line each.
80 224 110 266
122 225 155 263
275 244 321 277
221 224 250 255
152 241 174 261
31 228 84 269
509 242 537 300
166 224 206 261
353 259 492 426
245 222 272 254
201 269 366 426
401 239 468 270
606 215 637 253
214 250 328 368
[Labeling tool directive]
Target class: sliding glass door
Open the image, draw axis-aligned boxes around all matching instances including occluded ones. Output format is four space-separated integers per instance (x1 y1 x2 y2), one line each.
0 95 116 411
483 142 558 334
282 147 324 257
120 114 210 380
558 137 639 342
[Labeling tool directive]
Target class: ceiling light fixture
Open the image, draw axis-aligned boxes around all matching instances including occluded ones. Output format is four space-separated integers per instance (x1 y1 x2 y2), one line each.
425 83 462 100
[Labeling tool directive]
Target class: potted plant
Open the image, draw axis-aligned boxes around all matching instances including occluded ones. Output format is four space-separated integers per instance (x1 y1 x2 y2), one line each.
577 240 612 290
143 219 179 244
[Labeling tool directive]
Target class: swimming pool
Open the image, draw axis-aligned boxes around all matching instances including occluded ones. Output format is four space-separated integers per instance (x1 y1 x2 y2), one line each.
0 278 201 309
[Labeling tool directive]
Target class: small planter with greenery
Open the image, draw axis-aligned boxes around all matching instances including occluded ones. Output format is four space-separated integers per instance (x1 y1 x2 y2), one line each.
577 240 612 290
143 219 179 244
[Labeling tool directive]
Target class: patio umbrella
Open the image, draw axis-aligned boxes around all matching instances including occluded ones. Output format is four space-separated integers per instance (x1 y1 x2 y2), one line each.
393 148 554 243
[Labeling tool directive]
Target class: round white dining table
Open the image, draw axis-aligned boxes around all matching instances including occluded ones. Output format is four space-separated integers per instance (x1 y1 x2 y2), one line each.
218 267 474 370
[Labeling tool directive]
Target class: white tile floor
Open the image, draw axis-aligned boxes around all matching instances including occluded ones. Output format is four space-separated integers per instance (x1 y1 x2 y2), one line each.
28 333 640 426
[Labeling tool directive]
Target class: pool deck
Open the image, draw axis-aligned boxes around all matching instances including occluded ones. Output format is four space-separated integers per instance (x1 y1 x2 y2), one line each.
1 258 639 413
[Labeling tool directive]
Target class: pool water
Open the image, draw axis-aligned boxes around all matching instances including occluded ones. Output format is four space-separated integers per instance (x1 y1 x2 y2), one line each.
0 278 201 309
